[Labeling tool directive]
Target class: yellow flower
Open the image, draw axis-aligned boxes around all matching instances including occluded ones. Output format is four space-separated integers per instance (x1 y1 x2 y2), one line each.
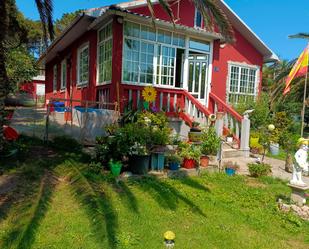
164 231 175 240
142 86 157 103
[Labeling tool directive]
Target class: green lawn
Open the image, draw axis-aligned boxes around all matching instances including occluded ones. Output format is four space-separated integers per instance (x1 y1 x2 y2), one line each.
0 140 309 249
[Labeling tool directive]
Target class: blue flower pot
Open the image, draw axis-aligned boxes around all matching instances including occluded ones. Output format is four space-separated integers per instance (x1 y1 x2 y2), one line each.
169 162 180 171
225 168 236 176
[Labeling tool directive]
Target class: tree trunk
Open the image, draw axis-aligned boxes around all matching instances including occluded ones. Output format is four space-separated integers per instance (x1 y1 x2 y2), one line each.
285 153 293 173
0 0 10 152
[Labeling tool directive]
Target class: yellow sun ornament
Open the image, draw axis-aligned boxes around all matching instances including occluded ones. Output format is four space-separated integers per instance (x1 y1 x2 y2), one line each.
142 86 157 102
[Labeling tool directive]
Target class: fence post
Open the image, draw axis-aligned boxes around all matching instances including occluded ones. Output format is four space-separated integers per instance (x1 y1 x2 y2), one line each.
240 116 250 157
215 111 224 137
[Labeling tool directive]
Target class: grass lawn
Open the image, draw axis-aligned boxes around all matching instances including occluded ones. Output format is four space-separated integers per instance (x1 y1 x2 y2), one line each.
0 138 309 249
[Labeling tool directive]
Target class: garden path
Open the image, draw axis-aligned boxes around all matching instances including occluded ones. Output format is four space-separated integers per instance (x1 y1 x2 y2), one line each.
223 156 309 185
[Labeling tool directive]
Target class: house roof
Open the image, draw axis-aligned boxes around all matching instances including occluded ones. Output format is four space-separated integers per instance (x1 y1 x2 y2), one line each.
114 0 279 62
40 0 279 64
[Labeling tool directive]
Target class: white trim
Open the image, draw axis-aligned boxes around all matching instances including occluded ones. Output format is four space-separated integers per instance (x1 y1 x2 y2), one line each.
206 41 213 108
60 59 67 90
96 20 113 86
77 42 89 86
226 61 260 103
194 8 203 29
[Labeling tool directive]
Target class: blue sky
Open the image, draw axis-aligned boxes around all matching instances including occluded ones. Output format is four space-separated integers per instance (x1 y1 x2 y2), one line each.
16 0 309 61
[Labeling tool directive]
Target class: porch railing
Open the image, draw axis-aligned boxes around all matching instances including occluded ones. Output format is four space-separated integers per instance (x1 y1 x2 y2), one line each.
121 84 249 153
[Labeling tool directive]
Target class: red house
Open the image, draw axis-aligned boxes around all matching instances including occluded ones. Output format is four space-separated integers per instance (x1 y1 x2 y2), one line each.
40 0 278 151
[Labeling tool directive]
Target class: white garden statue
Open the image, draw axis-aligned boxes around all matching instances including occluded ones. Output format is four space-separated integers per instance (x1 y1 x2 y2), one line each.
290 138 309 187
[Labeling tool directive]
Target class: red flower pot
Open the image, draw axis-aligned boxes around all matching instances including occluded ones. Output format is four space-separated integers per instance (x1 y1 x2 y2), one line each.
200 155 209 167
183 158 196 169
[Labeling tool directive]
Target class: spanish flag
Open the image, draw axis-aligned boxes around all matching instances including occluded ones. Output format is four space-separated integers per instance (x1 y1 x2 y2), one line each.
284 44 309 95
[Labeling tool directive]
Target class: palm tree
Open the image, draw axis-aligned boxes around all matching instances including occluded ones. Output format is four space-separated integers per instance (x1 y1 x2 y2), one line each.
289 33 309 40
0 0 54 151
148 0 234 43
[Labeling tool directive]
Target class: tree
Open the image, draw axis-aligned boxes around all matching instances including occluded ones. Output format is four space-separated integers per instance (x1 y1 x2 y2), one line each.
54 10 82 37
0 0 54 151
149 0 234 43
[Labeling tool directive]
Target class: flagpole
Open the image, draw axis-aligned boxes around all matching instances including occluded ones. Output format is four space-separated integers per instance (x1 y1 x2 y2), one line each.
301 64 308 137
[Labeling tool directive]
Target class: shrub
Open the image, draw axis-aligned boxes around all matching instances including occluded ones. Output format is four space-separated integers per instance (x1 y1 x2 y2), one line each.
88 162 102 174
178 142 201 161
166 154 182 164
200 127 220 155
248 163 272 177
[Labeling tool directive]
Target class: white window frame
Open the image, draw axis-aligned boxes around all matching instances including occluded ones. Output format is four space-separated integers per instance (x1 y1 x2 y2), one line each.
77 43 89 86
226 61 260 104
97 21 113 85
60 59 67 90
53 64 57 92
122 21 185 87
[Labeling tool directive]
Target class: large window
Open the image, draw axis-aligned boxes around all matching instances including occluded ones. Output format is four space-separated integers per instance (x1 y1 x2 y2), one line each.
227 64 258 104
53 64 57 92
97 23 112 84
61 59 66 90
77 44 89 86
122 21 185 86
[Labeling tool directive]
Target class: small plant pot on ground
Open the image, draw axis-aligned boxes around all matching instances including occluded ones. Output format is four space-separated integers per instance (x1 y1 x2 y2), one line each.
109 160 122 177
269 143 279 156
169 162 180 171
225 168 236 176
200 155 209 167
182 158 196 169
129 155 150 175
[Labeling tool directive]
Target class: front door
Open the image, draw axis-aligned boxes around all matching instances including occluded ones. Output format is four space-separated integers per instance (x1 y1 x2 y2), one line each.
187 54 209 105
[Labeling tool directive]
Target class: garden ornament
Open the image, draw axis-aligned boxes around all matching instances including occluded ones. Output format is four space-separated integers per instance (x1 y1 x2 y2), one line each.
164 231 175 248
290 138 309 186
268 124 275 131
243 109 254 119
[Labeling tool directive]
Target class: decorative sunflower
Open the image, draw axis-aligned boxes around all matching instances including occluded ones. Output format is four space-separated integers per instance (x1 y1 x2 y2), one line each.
142 86 157 103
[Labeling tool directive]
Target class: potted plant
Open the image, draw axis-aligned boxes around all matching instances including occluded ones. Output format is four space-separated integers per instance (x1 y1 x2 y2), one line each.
129 142 150 175
166 154 182 171
178 142 201 169
223 161 239 176
188 121 203 142
200 127 220 167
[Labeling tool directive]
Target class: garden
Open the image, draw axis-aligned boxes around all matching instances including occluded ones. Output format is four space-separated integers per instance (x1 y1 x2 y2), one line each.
0 136 309 249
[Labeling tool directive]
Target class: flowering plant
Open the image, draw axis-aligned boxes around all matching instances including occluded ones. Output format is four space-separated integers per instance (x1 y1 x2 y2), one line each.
128 142 148 156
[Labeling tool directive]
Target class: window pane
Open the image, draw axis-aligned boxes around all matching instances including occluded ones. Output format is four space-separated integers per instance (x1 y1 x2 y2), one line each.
141 25 156 41
124 22 140 38
189 39 210 52
158 30 172 44
195 9 202 27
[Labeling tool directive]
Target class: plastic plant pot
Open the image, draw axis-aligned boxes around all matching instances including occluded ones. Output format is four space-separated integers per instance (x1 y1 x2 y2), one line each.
109 160 122 177
130 155 150 175
269 143 279 156
225 168 236 176
169 162 180 171
183 158 196 169
200 155 209 167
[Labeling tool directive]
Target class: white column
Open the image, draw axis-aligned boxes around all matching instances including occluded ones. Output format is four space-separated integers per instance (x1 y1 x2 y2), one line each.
240 117 250 157
182 36 190 90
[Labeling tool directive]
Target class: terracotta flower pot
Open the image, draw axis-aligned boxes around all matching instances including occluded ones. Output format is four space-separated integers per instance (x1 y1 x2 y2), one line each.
183 158 196 169
200 155 209 167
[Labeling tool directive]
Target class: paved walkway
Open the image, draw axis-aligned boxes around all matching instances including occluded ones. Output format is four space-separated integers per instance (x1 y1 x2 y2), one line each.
223 156 309 185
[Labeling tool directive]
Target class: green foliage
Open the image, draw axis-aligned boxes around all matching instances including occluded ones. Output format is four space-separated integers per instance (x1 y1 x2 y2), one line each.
248 163 272 177
166 153 182 164
200 127 220 155
54 10 83 36
236 93 271 130
88 162 102 174
6 46 37 89
178 142 201 161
